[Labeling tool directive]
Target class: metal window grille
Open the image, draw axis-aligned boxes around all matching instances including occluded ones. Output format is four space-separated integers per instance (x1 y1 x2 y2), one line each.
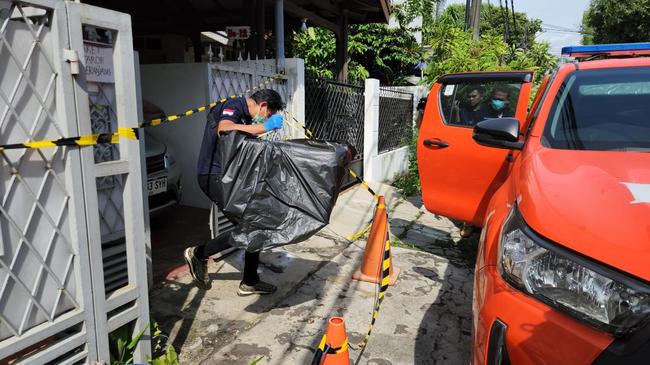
89 82 129 294
378 87 414 153
305 76 365 158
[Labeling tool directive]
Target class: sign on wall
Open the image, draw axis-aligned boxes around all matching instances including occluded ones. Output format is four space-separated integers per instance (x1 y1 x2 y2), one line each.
226 26 251 40
84 43 115 83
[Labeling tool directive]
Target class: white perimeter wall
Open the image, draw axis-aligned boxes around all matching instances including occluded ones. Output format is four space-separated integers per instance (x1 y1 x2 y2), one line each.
364 81 427 183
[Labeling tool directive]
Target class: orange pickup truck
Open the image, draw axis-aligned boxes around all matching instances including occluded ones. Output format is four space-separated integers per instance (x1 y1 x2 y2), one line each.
417 43 650 364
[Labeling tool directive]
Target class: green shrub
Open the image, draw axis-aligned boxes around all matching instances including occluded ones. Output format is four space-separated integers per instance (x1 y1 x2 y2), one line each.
392 131 421 197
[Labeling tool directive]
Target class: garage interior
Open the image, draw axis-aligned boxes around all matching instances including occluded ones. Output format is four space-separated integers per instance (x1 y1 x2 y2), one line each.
80 0 390 287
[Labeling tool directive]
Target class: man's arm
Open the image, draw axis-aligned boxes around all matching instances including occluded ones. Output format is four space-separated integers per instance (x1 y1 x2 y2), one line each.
217 120 266 136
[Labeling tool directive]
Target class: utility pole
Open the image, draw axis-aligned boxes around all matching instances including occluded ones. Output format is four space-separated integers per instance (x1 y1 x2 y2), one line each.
469 0 481 40
464 0 471 31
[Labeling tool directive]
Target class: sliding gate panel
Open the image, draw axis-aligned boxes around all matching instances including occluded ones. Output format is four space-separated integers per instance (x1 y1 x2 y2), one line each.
0 1 150 363
0 0 98 363
66 2 150 362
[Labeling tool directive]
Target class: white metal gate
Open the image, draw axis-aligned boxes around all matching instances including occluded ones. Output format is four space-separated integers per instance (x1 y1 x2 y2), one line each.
0 1 149 363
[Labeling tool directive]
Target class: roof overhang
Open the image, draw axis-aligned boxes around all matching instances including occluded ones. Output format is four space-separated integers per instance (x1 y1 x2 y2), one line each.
81 0 390 36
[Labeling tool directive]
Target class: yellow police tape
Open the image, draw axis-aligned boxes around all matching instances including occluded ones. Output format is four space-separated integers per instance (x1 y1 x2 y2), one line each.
311 215 393 364
349 235 392 351
284 111 393 360
0 128 139 152
140 74 284 128
0 74 284 152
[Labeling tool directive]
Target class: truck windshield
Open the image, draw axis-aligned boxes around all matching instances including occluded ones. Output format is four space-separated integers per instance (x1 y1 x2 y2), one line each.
542 66 650 152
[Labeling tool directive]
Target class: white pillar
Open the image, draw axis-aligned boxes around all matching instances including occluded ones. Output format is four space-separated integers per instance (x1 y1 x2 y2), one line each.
284 58 305 139
364 78 380 182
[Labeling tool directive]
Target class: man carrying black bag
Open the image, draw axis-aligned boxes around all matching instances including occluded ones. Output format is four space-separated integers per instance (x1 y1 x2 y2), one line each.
184 89 284 295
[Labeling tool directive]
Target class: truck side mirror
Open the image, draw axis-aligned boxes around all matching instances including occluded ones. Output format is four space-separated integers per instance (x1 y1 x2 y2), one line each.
472 117 524 150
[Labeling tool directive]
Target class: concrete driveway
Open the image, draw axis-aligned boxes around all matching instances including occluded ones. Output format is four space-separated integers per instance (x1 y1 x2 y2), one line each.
149 184 479 364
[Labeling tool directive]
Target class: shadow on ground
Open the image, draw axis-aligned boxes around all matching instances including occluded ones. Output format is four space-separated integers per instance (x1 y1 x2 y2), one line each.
149 191 481 363
390 217 479 269
150 248 332 357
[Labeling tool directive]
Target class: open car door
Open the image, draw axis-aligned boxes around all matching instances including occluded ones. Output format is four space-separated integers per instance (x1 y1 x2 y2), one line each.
417 71 533 226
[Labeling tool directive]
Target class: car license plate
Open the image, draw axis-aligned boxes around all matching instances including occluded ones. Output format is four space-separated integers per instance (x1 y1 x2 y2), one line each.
147 177 167 196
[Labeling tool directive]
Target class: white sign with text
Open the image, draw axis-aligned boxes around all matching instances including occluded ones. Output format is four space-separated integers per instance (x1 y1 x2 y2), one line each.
84 43 114 83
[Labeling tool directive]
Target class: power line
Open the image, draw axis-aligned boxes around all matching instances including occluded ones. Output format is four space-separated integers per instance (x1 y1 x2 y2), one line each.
541 27 591 35
542 23 583 32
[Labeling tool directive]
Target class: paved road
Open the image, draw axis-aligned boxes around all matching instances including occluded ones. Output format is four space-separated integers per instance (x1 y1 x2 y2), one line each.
150 186 479 364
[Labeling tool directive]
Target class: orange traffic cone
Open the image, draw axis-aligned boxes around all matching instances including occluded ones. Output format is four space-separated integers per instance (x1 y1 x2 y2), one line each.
352 196 400 285
314 317 350 365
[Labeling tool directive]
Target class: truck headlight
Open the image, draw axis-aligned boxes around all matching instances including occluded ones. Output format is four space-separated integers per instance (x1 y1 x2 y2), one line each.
498 206 650 336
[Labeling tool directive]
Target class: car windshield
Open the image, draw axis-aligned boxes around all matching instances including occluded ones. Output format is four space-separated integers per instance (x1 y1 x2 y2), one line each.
542 66 650 151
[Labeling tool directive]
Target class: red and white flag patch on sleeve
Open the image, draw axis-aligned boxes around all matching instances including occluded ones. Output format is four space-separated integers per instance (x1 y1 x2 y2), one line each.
222 108 235 116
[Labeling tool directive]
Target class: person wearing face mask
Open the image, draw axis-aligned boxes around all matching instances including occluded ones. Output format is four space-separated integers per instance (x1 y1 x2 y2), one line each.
185 89 284 295
483 86 514 119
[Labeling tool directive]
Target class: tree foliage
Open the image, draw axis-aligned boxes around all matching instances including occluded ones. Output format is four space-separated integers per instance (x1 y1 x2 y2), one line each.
291 23 421 85
291 1 556 87
440 3 542 49
422 17 556 86
392 0 441 42
581 0 650 44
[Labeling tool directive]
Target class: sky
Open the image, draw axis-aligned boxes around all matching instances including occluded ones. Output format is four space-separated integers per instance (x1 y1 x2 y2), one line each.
445 0 592 55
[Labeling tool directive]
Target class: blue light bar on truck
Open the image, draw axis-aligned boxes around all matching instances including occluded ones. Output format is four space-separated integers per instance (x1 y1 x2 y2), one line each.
562 43 650 58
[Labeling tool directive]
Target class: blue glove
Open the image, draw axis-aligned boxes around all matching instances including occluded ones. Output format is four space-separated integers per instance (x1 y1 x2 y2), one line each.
263 113 283 132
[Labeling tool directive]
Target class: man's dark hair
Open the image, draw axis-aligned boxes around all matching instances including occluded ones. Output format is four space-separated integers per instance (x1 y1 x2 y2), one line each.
250 89 284 112
469 86 486 95
492 86 511 97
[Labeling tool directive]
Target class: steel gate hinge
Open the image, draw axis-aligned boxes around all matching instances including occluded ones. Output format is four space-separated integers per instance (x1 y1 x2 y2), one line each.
63 49 80 75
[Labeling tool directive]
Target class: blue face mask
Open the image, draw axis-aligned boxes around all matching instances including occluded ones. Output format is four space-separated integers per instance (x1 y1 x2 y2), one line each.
491 98 507 111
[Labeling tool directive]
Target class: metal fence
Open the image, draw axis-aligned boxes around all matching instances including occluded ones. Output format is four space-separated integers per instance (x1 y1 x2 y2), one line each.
378 87 414 153
305 76 365 187
305 77 365 158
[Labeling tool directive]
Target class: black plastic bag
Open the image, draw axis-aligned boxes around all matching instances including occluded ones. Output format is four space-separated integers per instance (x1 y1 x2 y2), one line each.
217 131 352 252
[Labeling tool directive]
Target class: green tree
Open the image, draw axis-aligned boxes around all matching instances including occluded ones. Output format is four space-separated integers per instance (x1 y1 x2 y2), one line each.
439 3 542 49
392 0 442 43
581 0 650 44
291 23 421 85
422 20 556 85
291 27 337 80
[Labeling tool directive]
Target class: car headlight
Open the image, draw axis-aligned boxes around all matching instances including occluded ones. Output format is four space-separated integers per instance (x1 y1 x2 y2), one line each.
498 205 650 336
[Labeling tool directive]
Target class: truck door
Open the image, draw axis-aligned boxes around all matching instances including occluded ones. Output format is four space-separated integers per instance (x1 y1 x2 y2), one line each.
417 71 533 226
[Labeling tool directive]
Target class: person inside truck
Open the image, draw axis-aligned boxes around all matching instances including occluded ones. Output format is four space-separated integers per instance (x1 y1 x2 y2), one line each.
482 86 514 119
452 85 486 126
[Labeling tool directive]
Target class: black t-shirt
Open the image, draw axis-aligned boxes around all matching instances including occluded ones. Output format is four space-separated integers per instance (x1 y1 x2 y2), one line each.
196 97 252 175
481 104 514 119
459 107 485 126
